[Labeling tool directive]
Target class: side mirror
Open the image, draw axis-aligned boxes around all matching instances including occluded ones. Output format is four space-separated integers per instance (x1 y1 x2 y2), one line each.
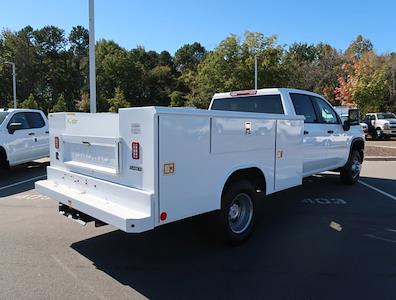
8 122 22 134
343 120 351 131
348 109 360 126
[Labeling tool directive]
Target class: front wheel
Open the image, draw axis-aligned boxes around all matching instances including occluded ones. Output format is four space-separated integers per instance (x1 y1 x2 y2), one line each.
0 150 9 169
219 180 256 244
340 150 362 185
375 128 383 140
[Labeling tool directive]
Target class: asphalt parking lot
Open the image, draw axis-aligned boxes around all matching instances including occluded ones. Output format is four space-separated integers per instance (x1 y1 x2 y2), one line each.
0 160 396 299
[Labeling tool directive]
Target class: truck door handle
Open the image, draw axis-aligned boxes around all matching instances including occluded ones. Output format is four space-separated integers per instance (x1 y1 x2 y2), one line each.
327 130 334 134
304 131 309 135
45 131 49 134
28 132 35 136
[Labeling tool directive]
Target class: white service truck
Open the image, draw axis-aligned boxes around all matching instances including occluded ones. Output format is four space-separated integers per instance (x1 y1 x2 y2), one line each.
0 109 49 168
35 88 364 243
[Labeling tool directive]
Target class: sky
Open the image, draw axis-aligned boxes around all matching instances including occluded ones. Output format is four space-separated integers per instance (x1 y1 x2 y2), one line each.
0 0 395 54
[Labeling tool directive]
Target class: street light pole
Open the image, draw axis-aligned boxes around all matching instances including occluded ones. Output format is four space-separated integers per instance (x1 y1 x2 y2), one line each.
254 55 258 90
89 0 97 113
5 61 17 108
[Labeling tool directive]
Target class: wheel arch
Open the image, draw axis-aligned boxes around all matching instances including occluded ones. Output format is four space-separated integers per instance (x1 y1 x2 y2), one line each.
221 167 267 201
350 137 365 163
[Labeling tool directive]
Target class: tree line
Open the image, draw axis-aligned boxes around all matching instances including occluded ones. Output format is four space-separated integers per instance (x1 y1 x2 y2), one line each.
0 25 395 114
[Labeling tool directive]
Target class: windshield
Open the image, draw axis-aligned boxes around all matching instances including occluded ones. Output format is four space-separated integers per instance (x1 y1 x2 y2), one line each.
0 112 9 126
377 113 396 119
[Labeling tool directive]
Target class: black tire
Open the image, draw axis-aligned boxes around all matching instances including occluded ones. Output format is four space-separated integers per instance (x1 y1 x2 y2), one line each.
0 148 9 169
219 180 256 244
340 150 362 185
375 128 383 140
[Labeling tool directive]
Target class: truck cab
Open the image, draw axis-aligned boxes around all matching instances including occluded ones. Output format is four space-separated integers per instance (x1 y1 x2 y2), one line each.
0 108 49 168
209 88 365 179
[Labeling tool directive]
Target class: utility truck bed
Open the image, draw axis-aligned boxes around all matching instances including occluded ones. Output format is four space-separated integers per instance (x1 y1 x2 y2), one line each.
36 106 303 234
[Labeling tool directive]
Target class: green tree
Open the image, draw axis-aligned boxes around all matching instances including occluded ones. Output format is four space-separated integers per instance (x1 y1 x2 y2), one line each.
186 32 286 108
20 93 39 109
169 91 185 107
346 35 373 60
75 91 90 112
108 87 130 112
351 52 389 113
51 94 67 112
174 42 207 73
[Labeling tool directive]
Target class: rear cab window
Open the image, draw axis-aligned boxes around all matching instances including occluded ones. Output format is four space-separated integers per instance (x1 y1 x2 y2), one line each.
211 94 285 114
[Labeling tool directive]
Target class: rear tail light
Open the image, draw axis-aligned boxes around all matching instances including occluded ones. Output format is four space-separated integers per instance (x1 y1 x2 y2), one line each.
54 136 60 149
132 142 140 160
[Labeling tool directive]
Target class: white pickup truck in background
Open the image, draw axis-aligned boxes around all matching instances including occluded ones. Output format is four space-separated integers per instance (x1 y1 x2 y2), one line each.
0 109 49 168
363 112 396 139
35 88 364 243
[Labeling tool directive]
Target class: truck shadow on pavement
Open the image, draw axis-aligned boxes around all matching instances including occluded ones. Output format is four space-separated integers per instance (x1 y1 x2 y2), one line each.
71 174 396 300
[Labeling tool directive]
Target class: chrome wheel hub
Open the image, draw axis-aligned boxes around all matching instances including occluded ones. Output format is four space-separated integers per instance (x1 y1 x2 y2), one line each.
351 159 361 179
228 193 253 234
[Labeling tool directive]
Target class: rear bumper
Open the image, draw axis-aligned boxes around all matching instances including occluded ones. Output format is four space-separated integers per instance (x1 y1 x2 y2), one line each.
35 167 155 233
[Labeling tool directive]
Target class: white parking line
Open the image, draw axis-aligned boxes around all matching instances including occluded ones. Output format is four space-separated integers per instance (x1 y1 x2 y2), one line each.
358 180 396 201
0 175 46 191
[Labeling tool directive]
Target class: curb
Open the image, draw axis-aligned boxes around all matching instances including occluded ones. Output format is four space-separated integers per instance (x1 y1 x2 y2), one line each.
364 156 396 161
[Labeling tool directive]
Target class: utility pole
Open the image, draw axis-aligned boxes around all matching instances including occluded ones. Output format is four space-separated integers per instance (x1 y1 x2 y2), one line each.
89 0 97 113
4 61 17 108
254 55 258 90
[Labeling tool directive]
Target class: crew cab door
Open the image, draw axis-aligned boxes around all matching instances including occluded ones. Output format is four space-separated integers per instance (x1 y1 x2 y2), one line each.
25 112 49 158
290 93 328 175
5 112 35 164
310 96 348 168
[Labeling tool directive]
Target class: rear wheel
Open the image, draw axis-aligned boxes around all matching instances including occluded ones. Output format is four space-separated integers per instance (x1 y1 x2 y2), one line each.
219 180 256 244
340 150 362 185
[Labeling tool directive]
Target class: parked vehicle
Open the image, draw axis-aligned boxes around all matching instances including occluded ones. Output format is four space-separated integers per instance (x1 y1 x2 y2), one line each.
0 109 49 168
363 112 396 139
36 89 364 243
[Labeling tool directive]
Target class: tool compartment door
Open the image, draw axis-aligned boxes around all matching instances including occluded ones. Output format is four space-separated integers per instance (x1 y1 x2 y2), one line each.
158 114 213 224
274 119 304 191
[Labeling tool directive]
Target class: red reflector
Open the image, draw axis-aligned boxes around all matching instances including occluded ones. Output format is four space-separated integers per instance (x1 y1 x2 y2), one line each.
54 136 59 149
230 90 258 97
131 142 140 160
160 212 167 221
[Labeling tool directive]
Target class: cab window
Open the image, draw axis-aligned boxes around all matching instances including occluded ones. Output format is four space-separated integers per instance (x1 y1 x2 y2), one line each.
25 112 45 128
7 112 30 130
290 93 317 123
311 97 339 124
